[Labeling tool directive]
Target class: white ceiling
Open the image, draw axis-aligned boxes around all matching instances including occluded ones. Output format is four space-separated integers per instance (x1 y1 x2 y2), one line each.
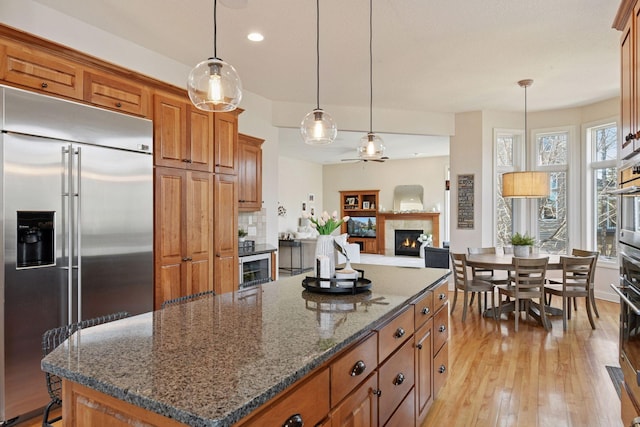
33 0 622 164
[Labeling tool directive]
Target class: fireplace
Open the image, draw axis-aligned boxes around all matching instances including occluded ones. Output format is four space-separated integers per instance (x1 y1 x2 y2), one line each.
394 229 423 256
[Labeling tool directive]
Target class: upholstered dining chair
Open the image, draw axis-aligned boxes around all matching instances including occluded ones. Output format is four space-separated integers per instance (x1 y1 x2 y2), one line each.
544 255 597 331
450 252 496 322
496 256 549 332
546 248 600 318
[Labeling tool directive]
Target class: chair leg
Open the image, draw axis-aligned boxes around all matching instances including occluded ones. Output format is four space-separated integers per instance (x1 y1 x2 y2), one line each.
590 288 600 318
573 297 578 311
540 296 550 331
469 292 475 306
462 290 469 322
450 288 459 315
562 296 567 331
585 296 596 329
491 290 498 321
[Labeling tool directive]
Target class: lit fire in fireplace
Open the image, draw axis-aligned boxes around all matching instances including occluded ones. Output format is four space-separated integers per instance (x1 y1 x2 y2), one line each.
401 238 417 248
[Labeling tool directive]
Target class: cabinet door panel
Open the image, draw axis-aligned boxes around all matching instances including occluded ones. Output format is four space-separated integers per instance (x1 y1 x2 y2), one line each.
214 112 238 175
415 319 433 423
238 134 263 211
187 172 213 294
433 341 448 399
378 337 415 426
1 43 83 99
154 94 187 168
330 372 378 427
188 107 214 172
84 71 150 117
214 174 238 293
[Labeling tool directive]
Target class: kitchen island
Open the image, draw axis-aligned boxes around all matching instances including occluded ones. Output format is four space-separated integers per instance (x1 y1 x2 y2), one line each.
42 264 450 427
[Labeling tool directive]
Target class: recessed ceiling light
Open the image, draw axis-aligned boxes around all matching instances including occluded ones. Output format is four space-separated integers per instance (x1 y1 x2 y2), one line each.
247 32 264 42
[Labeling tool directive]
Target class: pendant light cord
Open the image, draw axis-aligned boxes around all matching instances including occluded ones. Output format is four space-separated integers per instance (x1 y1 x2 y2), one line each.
524 84 527 145
316 0 320 110
369 0 373 133
213 0 218 59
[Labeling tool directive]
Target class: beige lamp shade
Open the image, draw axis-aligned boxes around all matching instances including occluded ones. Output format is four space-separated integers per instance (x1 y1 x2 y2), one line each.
502 171 550 198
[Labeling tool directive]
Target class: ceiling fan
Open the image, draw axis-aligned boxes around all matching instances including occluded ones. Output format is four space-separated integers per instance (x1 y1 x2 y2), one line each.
340 156 389 163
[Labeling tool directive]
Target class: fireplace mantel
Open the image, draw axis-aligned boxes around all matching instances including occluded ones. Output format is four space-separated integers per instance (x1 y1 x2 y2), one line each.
377 212 440 255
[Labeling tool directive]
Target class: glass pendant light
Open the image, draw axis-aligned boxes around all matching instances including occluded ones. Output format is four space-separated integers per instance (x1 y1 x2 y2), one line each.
188 0 242 112
300 0 337 145
358 0 385 160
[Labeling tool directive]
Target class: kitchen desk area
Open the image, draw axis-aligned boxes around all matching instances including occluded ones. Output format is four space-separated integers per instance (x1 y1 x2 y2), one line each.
42 264 450 427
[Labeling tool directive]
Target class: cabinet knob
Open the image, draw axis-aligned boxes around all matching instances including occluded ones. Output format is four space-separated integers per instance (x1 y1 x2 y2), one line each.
115 102 122 108
182 257 192 262
421 307 430 315
438 293 446 300
282 413 303 427
372 389 382 397
439 324 446 333
350 360 366 377
41 82 48 88
417 343 423 350
439 365 447 374
394 327 405 339
393 372 405 386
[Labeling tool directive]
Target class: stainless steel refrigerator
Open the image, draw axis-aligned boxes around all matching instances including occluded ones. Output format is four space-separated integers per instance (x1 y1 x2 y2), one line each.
0 87 153 423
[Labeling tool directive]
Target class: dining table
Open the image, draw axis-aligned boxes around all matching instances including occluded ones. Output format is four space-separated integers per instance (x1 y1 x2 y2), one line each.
465 252 564 326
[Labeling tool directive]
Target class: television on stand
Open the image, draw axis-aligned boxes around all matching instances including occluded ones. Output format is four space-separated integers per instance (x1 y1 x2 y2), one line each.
347 217 376 238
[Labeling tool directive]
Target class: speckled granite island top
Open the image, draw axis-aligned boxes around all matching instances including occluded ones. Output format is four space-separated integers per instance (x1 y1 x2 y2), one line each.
42 264 449 427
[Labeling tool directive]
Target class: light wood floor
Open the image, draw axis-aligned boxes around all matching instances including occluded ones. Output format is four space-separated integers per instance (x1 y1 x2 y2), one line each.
423 292 622 427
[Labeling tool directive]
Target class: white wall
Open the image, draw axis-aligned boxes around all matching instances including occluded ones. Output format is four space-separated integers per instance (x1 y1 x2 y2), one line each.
277 156 324 235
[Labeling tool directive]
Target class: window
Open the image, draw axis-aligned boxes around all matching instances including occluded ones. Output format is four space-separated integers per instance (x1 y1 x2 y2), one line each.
495 131 520 247
587 122 617 259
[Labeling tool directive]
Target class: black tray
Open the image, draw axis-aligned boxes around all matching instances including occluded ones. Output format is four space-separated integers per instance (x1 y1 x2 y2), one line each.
301 269 371 294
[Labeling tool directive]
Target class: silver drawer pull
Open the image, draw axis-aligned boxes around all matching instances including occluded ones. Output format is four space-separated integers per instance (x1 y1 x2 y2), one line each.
439 365 447 374
394 327 405 338
439 325 446 333
393 372 405 386
421 307 430 315
283 413 303 427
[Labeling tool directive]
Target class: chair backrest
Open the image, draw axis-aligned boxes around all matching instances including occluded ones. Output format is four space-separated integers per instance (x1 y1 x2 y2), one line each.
450 252 469 288
467 247 497 255
424 246 450 268
561 255 596 290
161 290 216 309
512 257 549 295
572 248 599 284
42 311 129 401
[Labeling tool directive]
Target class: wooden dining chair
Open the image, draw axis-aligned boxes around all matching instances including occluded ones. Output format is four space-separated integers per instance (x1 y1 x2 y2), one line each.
544 255 597 331
496 257 549 332
450 252 497 322
546 248 600 318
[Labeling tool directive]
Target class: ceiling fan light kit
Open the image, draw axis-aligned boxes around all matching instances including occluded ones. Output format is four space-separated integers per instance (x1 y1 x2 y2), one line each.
188 0 242 112
300 0 337 145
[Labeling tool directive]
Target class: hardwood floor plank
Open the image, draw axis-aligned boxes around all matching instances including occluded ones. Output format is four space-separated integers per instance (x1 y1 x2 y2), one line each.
422 292 622 427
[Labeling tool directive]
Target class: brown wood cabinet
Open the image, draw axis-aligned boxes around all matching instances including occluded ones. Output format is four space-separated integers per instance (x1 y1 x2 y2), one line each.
214 173 239 295
154 167 213 309
0 40 84 99
238 133 264 211
339 189 380 254
84 70 150 117
214 111 239 175
329 372 379 427
153 92 214 172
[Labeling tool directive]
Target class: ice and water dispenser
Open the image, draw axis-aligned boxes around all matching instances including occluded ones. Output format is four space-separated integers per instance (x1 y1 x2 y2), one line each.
17 211 55 268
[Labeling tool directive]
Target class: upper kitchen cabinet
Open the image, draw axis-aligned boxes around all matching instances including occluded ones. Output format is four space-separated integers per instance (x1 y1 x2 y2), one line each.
0 40 84 100
238 133 264 212
84 71 150 117
214 111 240 175
153 92 214 172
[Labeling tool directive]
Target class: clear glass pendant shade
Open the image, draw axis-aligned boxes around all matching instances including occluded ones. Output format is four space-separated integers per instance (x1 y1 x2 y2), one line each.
188 58 242 112
300 109 337 145
358 132 385 159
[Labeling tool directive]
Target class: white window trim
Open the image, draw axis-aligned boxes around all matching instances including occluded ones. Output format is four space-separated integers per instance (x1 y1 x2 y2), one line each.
493 128 524 246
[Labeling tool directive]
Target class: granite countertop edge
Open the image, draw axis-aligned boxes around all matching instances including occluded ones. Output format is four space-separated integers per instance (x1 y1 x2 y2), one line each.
42 268 451 427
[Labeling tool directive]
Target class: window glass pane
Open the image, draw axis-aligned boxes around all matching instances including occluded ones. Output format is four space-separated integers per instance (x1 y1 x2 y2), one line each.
497 135 513 167
595 166 617 258
538 171 566 254
496 173 513 246
538 133 567 166
593 125 617 162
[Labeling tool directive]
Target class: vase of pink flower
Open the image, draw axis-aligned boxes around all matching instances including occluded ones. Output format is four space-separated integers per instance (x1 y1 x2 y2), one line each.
303 211 350 278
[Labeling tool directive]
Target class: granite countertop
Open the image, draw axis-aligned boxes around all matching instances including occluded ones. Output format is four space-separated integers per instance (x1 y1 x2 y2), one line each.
42 264 450 427
238 243 277 257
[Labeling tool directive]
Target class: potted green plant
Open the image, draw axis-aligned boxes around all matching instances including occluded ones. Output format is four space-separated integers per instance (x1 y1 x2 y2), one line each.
238 228 248 243
510 232 535 257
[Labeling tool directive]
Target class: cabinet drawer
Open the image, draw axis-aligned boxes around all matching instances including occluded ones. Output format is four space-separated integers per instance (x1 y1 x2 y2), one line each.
433 301 448 353
378 337 415 426
241 368 330 427
413 290 434 329
385 387 415 427
329 372 378 427
331 333 377 406
84 71 150 117
377 307 414 362
432 280 449 313
433 341 448 399
1 43 83 99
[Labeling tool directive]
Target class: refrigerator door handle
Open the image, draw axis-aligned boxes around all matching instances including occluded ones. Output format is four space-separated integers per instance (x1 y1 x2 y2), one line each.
62 145 74 325
75 146 82 323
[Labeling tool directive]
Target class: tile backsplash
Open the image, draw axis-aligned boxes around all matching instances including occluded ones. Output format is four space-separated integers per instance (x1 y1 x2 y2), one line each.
238 210 267 243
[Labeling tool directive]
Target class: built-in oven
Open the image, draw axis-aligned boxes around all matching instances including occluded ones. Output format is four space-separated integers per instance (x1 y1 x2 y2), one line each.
239 252 272 289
